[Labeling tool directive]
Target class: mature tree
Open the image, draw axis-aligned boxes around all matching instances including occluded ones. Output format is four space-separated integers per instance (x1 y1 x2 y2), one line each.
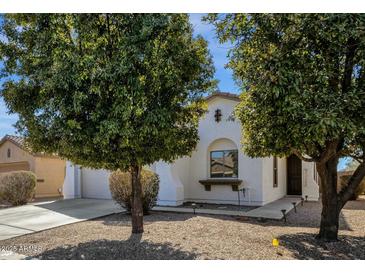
0 14 215 233
208 14 365 241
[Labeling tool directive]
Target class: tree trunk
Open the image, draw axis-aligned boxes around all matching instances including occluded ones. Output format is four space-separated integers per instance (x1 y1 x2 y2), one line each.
130 165 144 234
317 194 341 241
316 157 341 241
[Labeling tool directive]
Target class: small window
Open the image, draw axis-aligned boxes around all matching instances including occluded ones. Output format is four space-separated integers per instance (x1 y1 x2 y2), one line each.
313 164 317 182
273 157 278 187
210 150 238 178
7 148 11 158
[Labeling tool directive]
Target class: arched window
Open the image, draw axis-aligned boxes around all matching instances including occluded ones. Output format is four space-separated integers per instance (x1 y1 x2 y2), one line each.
210 150 238 178
208 138 238 178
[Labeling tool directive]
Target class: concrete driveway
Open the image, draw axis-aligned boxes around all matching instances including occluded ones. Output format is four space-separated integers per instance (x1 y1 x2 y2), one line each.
0 199 124 241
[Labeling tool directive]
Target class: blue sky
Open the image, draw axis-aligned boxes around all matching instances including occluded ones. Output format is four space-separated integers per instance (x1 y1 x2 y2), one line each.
189 14 239 93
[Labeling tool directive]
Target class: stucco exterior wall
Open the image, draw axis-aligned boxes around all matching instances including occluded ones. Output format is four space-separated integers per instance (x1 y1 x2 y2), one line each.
81 167 112 199
34 157 65 198
262 157 319 203
63 162 78 199
262 157 287 204
302 161 320 201
0 140 66 198
0 141 35 172
63 94 319 205
154 97 264 206
155 159 186 206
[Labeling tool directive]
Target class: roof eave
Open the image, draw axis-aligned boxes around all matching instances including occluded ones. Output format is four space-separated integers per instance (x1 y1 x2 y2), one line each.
205 92 240 102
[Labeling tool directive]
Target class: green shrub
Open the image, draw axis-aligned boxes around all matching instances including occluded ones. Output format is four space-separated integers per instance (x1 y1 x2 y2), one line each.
109 169 159 214
0 171 37 206
338 174 365 200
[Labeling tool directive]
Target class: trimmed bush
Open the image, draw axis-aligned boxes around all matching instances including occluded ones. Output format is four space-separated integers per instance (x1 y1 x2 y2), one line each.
338 174 365 200
0 171 37 206
109 169 159 214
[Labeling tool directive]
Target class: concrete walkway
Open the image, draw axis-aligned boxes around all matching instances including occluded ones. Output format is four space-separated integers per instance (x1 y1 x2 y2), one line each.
242 197 302 220
153 197 302 220
0 199 124 241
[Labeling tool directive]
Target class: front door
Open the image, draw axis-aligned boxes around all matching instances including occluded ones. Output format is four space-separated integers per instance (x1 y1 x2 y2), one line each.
287 154 302 195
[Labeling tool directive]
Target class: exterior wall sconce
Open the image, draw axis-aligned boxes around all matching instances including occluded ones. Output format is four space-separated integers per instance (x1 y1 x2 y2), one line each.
214 109 222 122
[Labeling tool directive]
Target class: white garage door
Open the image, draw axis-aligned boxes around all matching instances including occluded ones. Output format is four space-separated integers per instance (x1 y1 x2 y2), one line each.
81 168 112 199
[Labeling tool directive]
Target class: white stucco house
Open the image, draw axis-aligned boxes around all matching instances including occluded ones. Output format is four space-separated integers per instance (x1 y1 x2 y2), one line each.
63 92 320 206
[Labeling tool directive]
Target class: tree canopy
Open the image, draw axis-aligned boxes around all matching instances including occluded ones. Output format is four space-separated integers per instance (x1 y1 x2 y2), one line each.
208 14 365 165
208 14 365 240
0 14 216 170
1 13 216 233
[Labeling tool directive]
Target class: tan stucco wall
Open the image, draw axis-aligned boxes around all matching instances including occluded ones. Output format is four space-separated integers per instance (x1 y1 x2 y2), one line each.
34 157 66 198
0 141 35 171
0 140 66 198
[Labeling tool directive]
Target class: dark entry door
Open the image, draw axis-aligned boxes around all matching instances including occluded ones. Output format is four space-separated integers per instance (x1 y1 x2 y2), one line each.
287 154 302 195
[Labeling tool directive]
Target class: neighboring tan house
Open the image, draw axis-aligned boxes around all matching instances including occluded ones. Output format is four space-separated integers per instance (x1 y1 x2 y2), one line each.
0 135 66 198
63 92 320 206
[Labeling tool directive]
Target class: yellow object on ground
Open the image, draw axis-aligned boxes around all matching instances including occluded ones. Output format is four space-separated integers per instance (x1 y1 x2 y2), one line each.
272 238 279 247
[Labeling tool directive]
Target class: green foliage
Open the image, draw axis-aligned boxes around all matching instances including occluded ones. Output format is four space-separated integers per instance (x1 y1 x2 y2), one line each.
109 168 159 213
207 14 365 161
0 14 216 170
0 171 36 206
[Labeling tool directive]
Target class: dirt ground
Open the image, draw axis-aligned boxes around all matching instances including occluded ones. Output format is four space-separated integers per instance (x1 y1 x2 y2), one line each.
0 197 364 259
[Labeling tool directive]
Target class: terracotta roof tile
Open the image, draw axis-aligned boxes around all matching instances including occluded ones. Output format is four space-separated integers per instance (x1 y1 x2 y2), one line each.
0 135 25 148
0 135 60 159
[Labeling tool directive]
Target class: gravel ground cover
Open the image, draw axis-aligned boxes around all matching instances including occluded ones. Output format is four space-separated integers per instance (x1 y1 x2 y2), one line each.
0 197 364 260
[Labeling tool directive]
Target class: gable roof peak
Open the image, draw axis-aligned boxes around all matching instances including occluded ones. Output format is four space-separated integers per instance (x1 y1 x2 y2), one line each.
205 91 240 102
0 135 25 148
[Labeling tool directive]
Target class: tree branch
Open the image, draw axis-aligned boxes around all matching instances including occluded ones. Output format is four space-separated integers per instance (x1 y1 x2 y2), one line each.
319 139 341 163
292 149 316 162
339 161 365 207
342 37 358 93
353 157 363 164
